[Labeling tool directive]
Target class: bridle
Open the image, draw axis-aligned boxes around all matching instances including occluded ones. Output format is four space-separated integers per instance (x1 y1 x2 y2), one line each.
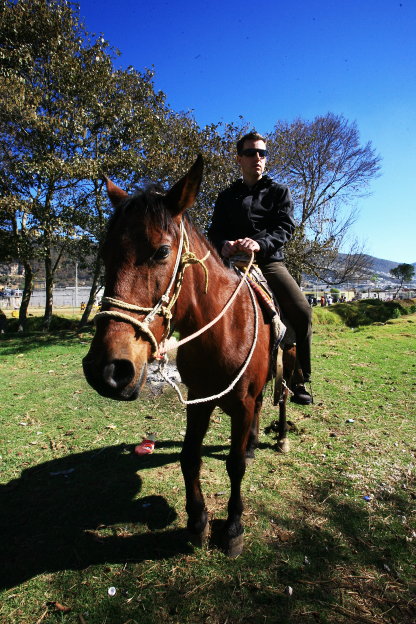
95 221 209 357
94 220 260 404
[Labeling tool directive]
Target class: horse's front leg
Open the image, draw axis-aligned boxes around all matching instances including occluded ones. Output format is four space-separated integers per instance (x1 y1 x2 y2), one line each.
180 398 214 546
224 405 254 557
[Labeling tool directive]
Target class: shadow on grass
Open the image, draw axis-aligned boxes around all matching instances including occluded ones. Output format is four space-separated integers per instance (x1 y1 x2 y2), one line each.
2 445 414 622
0 439 244 591
55 470 413 624
249 472 415 623
329 298 415 327
0 330 90 356
0 444 190 590
4 315 94 334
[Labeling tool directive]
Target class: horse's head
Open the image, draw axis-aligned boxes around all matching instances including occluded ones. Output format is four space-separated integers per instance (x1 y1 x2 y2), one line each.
82 156 203 400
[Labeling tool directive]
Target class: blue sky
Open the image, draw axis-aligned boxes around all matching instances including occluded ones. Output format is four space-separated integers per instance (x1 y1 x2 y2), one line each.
78 0 415 264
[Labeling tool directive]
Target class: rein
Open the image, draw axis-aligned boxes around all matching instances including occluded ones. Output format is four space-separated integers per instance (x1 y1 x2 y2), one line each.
159 280 259 405
94 222 259 403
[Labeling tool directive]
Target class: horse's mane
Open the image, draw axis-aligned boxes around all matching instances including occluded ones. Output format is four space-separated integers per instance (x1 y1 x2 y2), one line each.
108 184 178 235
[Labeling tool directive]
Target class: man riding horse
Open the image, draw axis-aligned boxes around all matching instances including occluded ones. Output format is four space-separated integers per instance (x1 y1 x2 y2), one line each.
208 131 312 405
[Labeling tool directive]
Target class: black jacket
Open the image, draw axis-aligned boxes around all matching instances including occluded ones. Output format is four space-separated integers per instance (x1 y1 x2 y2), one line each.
207 175 296 263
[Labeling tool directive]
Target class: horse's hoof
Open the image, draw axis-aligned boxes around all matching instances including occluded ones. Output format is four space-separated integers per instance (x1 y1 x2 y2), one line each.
188 521 210 548
276 438 290 453
245 445 256 461
224 533 244 558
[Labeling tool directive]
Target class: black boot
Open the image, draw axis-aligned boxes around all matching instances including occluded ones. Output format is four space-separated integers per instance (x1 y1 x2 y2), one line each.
291 384 312 405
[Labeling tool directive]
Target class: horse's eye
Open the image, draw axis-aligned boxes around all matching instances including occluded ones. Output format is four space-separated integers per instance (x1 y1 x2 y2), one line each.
152 245 171 261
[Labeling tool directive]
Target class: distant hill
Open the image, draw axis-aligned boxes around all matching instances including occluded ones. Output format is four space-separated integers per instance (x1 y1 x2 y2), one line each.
362 255 416 278
366 255 416 274
336 254 415 279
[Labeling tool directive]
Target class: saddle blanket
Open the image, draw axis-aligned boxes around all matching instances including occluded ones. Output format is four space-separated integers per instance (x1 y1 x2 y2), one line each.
231 257 286 348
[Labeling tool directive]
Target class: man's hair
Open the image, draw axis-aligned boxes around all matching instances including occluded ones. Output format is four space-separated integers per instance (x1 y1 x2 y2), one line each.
236 131 267 155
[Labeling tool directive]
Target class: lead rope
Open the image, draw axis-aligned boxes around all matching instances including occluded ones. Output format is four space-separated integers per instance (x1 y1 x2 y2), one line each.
160 250 255 354
158 278 259 405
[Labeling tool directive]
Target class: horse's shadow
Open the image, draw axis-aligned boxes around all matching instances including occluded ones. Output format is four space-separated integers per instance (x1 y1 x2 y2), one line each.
1 438 277 589
0 443 195 589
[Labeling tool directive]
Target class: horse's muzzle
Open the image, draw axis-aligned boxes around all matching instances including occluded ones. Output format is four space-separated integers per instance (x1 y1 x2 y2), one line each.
82 356 147 401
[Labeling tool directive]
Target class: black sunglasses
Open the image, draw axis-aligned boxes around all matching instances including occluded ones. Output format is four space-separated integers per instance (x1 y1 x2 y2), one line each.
240 148 268 158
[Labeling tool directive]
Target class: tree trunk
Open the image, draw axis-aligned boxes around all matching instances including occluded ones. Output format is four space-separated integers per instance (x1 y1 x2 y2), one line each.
43 252 54 331
78 255 103 330
394 280 403 299
42 236 66 331
18 262 34 331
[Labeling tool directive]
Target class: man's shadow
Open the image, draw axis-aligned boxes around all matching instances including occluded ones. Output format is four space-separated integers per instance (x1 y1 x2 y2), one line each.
0 443 193 589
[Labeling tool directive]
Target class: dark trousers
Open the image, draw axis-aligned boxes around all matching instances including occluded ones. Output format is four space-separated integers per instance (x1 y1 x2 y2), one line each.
260 261 312 382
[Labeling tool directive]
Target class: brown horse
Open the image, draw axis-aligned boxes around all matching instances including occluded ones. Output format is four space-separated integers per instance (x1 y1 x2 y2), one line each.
83 156 296 557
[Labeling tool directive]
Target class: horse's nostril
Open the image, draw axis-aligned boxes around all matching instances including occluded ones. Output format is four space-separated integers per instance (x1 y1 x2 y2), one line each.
103 360 135 389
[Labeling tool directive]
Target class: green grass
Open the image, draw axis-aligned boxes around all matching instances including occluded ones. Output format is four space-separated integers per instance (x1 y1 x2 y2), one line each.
0 311 415 623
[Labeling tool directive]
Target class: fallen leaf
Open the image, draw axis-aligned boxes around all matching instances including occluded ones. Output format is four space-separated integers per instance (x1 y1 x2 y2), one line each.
47 601 71 613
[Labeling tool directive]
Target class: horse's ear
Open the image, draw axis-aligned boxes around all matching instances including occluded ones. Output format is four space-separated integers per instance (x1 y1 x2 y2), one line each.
165 155 203 218
103 175 128 207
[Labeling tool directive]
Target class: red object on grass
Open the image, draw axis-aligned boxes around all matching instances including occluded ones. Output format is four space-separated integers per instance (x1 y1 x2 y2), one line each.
134 439 155 455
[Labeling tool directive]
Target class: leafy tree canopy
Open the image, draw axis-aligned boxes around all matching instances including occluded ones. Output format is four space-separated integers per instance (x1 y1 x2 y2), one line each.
390 263 415 284
0 0 384 323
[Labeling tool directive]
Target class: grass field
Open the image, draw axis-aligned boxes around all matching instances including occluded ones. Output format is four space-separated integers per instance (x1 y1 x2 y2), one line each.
0 308 415 623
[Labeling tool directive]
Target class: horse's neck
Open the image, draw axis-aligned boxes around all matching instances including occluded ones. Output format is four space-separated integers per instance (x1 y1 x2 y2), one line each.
175 229 238 332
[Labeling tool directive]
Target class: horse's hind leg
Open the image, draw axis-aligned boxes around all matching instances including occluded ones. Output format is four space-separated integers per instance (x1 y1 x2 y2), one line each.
245 391 262 459
276 346 296 453
180 398 214 546
276 387 290 453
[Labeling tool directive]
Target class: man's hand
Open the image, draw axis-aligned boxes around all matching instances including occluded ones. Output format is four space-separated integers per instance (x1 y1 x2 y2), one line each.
221 240 238 258
221 238 260 258
236 238 260 254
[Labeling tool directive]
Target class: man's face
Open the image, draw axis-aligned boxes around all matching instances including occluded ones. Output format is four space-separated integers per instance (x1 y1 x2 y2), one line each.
237 139 267 183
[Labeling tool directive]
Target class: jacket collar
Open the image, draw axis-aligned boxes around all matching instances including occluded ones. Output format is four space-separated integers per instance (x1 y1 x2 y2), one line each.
234 175 273 190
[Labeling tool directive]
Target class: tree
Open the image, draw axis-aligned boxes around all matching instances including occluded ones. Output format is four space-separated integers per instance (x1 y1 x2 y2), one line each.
0 1 172 328
0 194 44 329
71 80 243 327
0 0 117 327
390 263 415 298
266 113 381 284
65 64 174 329
0 0 243 330
135 108 244 231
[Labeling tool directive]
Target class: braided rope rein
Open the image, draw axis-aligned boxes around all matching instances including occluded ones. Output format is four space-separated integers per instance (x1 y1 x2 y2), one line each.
158 279 259 405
